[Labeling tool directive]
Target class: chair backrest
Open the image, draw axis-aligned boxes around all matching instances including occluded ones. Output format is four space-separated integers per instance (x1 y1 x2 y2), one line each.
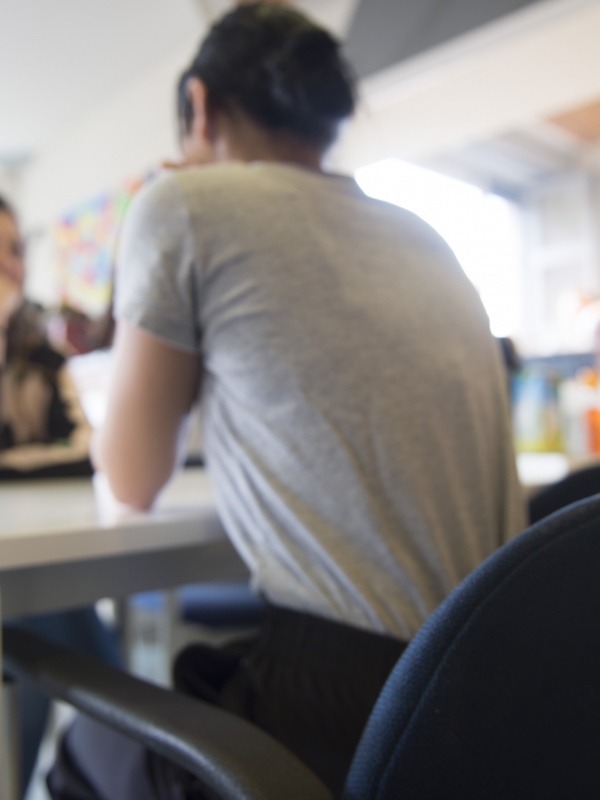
528 463 600 524
344 496 600 800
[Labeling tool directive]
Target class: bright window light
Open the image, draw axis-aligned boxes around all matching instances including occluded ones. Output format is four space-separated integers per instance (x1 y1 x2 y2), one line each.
355 158 523 338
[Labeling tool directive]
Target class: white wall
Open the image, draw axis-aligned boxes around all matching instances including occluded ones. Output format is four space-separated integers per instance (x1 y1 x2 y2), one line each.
21 40 200 228
0 166 22 208
19 33 201 306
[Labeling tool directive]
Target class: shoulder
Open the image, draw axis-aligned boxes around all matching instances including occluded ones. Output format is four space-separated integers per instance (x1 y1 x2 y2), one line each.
359 191 446 243
174 163 266 203
119 172 194 260
125 172 187 231
126 165 259 228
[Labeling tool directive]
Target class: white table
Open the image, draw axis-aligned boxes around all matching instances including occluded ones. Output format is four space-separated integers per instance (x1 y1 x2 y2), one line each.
516 451 600 496
0 467 247 799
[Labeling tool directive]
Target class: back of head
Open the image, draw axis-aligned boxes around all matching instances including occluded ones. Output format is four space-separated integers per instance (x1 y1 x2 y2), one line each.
178 1 356 148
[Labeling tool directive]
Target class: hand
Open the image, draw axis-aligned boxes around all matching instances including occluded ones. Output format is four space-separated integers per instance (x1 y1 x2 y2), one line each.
159 159 211 170
0 270 22 329
160 160 187 171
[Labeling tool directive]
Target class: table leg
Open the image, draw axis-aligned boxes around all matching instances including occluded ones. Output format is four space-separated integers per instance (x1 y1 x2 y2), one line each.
124 591 177 686
1 588 21 800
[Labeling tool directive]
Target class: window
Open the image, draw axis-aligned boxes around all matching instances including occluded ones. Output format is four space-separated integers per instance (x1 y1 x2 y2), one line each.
355 158 523 339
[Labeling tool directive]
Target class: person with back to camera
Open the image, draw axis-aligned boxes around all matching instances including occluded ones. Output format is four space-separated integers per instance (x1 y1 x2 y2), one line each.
47 3 526 798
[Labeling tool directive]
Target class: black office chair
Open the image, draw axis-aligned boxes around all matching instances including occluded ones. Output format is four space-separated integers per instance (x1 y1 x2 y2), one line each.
528 462 600 523
5 495 600 799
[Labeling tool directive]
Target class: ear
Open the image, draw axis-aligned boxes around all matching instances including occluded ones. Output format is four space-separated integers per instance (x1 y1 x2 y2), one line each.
187 77 212 143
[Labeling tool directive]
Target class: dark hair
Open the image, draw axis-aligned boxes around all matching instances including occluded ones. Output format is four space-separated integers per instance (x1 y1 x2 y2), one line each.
0 195 16 219
0 195 25 264
178 2 356 147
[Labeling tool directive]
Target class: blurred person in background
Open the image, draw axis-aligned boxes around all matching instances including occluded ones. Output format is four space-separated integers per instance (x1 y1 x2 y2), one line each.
0 194 123 796
48 4 525 799
0 195 92 475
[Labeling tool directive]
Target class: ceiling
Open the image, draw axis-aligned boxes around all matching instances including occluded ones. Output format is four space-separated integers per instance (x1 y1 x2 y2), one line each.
549 98 600 143
344 0 547 79
330 0 600 192
425 56 600 194
423 92 600 196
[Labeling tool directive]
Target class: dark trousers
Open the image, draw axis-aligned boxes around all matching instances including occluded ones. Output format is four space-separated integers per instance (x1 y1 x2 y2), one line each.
47 607 407 799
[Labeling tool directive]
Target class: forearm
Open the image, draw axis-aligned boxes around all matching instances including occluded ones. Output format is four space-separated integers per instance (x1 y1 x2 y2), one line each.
0 327 6 442
91 446 176 511
92 321 201 510
92 416 186 510
0 324 7 364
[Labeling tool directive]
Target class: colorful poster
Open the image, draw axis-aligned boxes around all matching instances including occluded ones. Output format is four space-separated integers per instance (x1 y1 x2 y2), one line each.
53 175 145 317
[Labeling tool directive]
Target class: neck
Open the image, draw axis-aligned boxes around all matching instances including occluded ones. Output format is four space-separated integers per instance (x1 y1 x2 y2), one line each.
214 112 325 171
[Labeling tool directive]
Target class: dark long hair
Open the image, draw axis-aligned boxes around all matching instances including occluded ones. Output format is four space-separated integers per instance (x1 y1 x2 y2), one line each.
178 2 356 148
0 194 16 219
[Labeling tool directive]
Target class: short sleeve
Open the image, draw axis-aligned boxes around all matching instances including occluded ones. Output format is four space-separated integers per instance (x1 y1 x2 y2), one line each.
114 172 200 354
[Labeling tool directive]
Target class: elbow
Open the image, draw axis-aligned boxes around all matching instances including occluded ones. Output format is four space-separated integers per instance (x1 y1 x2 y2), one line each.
92 428 176 511
104 471 165 511
93 438 172 511
114 490 156 512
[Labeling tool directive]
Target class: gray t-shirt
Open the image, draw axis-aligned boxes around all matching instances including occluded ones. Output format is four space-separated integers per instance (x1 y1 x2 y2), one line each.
116 162 525 640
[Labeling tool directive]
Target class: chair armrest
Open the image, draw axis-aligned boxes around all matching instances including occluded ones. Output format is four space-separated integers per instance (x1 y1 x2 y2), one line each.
3 627 333 800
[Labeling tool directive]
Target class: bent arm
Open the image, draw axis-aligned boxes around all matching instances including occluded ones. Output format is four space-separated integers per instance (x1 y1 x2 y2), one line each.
93 320 201 509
